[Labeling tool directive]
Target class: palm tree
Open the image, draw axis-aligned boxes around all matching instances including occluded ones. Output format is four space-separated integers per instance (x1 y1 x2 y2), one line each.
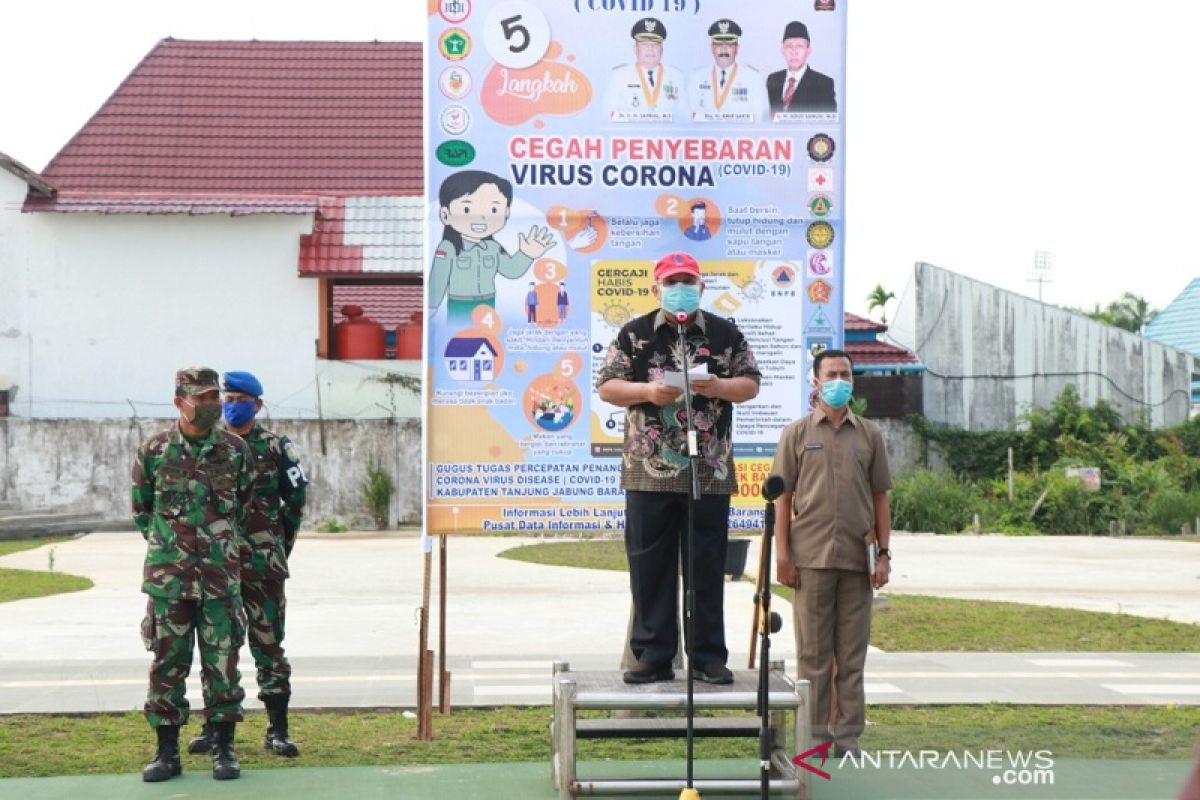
1076 292 1158 333
1111 292 1157 333
866 284 896 324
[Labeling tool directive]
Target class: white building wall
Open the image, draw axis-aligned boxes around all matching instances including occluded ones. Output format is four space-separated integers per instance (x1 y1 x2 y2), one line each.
0 190 323 418
892 262 1196 429
0 172 30 397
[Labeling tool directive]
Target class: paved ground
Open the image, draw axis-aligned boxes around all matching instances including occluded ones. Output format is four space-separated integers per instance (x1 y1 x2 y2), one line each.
0 532 1198 713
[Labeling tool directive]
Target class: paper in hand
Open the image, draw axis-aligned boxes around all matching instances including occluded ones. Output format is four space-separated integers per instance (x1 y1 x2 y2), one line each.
662 365 710 390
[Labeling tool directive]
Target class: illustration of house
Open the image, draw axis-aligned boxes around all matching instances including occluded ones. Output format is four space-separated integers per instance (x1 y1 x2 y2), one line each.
444 337 498 382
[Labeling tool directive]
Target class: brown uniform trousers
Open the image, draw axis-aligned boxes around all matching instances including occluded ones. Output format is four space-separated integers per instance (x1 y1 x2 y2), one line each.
794 567 872 750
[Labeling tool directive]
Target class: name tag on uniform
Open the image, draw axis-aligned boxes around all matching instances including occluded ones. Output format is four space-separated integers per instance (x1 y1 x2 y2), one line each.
803 444 824 451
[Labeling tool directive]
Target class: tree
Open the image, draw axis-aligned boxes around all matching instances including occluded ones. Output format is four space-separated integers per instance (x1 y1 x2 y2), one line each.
1110 292 1157 333
1074 292 1158 333
866 284 896 324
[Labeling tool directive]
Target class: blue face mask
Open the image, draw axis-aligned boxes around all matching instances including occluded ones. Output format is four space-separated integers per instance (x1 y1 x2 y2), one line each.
662 283 701 316
223 400 257 428
820 379 853 409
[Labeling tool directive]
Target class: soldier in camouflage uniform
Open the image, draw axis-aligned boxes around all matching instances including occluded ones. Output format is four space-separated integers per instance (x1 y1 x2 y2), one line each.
133 367 254 782
188 370 308 758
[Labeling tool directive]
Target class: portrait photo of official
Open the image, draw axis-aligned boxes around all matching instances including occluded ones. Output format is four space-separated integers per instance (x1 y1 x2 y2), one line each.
604 17 687 123
767 20 838 116
689 18 768 124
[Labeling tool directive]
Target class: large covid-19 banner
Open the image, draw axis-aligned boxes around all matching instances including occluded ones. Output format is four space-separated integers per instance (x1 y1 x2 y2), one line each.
426 0 846 534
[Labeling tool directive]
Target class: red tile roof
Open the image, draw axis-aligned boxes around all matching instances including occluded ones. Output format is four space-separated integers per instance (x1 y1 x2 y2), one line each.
845 339 921 366
23 191 317 215
845 312 887 332
333 284 423 328
31 39 422 206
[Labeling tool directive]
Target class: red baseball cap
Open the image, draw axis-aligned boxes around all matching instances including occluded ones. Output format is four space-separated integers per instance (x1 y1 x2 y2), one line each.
654 251 701 282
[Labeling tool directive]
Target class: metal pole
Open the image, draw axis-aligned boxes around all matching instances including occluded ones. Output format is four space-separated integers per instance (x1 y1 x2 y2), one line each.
676 317 701 800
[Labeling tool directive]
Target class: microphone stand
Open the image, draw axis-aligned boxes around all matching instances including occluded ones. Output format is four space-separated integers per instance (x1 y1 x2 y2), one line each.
675 310 703 800
757 478 785 800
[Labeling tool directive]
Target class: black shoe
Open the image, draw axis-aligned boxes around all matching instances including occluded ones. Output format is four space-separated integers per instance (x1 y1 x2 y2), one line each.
263 695 300 758
211 721 241 780
187 721 215 754
142 725 182 782
622 660 674 684
692 663 734 685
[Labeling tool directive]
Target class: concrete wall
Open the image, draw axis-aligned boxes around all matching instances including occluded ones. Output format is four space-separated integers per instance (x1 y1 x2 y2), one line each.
875 417 941 475
891 262 1197 430
0 416 934 529
0 417 422 526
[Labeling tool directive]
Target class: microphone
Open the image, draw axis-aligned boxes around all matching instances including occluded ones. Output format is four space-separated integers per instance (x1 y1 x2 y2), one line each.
675 310 688 324
762 475 786 503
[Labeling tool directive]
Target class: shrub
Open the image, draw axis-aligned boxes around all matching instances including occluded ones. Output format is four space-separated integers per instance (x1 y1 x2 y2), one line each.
1031 472 1097 535
316 518 349 533
977 473 1041 534
361 461 394 529
891 469 976 534
1145 489 1200 534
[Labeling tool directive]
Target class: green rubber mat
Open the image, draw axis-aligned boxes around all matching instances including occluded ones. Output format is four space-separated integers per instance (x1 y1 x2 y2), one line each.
0 758 1191 800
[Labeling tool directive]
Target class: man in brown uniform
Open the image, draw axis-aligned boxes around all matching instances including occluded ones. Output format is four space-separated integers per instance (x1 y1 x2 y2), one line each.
770 349 891 756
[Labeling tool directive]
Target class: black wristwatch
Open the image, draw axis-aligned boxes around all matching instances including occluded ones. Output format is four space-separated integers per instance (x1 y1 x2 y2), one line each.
877 547 891 560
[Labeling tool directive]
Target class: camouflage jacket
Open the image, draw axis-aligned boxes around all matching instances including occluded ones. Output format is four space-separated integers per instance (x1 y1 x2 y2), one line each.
239 424 307 582
132 424 254 600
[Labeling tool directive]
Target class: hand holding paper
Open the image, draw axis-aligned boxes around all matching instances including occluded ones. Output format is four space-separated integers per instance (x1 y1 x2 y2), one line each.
662 365 709 390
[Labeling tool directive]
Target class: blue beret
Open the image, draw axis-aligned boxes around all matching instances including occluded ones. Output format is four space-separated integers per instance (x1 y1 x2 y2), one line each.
222 371 263 397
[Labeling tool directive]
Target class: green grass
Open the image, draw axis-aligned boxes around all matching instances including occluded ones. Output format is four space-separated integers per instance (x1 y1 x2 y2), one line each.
501 541 1200 652
0 537 93 603
872 594 1200 652
0 705 1195 778
0 568 93 603
500 539 630 571
0 536 74 558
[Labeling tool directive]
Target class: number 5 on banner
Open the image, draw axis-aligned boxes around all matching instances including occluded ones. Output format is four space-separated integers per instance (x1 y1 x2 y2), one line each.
559 354 582 379
485 2 550 69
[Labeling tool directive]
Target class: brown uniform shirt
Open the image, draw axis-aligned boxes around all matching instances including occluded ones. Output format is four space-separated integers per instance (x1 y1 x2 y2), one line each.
771 408 891 572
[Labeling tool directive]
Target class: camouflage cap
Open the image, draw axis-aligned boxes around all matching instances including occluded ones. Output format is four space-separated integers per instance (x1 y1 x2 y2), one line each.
175 366 220 395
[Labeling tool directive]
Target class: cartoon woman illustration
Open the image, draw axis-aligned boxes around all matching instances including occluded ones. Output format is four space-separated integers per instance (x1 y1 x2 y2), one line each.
428 170 556 324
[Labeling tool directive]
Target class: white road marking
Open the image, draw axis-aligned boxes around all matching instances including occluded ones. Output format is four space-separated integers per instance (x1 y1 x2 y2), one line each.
1101 684 1200 696
471 660 554 670
1026 658 1134 667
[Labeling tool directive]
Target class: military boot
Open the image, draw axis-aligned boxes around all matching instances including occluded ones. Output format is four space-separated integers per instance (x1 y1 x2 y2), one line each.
211 721 241 780
186 720 215 754
263 695 300 757
142 724 182 782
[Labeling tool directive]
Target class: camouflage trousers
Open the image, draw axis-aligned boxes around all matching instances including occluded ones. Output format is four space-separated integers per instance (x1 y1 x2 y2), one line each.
243 579 291 699
141 595 245 728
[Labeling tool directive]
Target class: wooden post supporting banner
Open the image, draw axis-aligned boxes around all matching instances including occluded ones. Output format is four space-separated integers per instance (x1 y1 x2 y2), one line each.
438 534 452 713
417 546 434 740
